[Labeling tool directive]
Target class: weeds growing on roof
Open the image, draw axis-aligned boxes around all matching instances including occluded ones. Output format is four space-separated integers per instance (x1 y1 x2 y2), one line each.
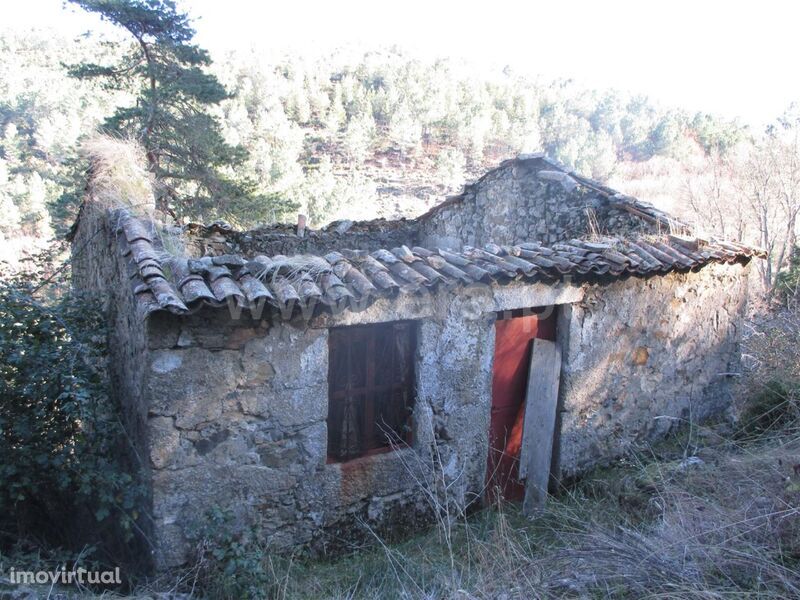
81 134 189 260
80 134 156 218
254 255 333 286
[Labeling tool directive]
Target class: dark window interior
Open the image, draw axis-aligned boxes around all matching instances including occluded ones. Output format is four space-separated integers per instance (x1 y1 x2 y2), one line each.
327 321 416 462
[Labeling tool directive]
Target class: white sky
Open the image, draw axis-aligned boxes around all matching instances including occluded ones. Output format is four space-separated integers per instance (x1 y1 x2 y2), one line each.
6 0 800 127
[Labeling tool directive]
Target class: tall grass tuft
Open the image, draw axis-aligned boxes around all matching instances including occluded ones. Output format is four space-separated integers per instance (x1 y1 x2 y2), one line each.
80 134 156 218
80 134 189 259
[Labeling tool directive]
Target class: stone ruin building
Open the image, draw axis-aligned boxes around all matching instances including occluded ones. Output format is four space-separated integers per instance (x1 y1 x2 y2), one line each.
70 154 761 568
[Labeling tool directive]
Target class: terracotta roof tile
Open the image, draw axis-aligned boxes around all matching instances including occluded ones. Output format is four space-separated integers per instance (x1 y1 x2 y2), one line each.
111 209 762 320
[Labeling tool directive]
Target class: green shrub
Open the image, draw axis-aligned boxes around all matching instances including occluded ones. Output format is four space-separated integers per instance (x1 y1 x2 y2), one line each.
775 246 800 304
738 303 800 438
0 252 144 570
738 377 800 437
189 508 289 600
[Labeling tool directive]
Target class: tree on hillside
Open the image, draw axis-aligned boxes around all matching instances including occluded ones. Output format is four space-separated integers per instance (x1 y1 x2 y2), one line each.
0 30 122 238
684 150 747 242
66 0 284 222
740 113 800 295
684 108 800 296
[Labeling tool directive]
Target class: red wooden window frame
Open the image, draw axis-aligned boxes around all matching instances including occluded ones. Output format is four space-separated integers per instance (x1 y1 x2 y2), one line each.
327 321 416 462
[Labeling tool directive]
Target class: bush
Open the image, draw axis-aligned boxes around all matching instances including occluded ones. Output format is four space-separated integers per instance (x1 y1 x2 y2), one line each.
739 305 800 437
775 245 800 304
0 250 144 571
739 378 800 436
189 508 288 600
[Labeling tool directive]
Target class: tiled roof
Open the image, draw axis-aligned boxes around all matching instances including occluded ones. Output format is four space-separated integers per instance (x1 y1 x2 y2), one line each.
112 209 761 320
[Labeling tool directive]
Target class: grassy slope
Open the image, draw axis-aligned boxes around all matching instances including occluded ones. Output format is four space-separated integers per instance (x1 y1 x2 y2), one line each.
7 413 800 598
269 428 800 599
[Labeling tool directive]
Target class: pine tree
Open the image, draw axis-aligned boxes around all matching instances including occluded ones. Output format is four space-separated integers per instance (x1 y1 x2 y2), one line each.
66 0 280 222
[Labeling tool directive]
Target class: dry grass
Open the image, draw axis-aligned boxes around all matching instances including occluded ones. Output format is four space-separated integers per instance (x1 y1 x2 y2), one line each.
80 134 189 259
247 429 798 600
16 438 800 599
40 417 800 598
550 438 800 598
80 134 156 218
255 255 333 285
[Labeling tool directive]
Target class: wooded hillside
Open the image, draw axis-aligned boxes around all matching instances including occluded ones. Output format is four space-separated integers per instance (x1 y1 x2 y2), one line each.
2 27 798 293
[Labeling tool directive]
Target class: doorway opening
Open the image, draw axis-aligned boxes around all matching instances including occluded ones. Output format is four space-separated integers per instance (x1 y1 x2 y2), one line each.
486 307 557 503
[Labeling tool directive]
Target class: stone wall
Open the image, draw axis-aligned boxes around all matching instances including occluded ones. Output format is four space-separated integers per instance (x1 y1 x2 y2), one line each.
71 204 154 560
418 156 654 250
182 156 659 258
139 260 750 567
557 262 750 477
73 201 751 568
143 289 500 567
184 218 420 258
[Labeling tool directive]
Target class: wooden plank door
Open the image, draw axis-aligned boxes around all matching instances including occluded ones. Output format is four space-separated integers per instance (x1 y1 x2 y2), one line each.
487 310 556 502
520 338 562 514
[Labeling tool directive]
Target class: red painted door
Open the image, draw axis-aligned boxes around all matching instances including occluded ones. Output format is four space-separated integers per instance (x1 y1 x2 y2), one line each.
487 310 556 502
